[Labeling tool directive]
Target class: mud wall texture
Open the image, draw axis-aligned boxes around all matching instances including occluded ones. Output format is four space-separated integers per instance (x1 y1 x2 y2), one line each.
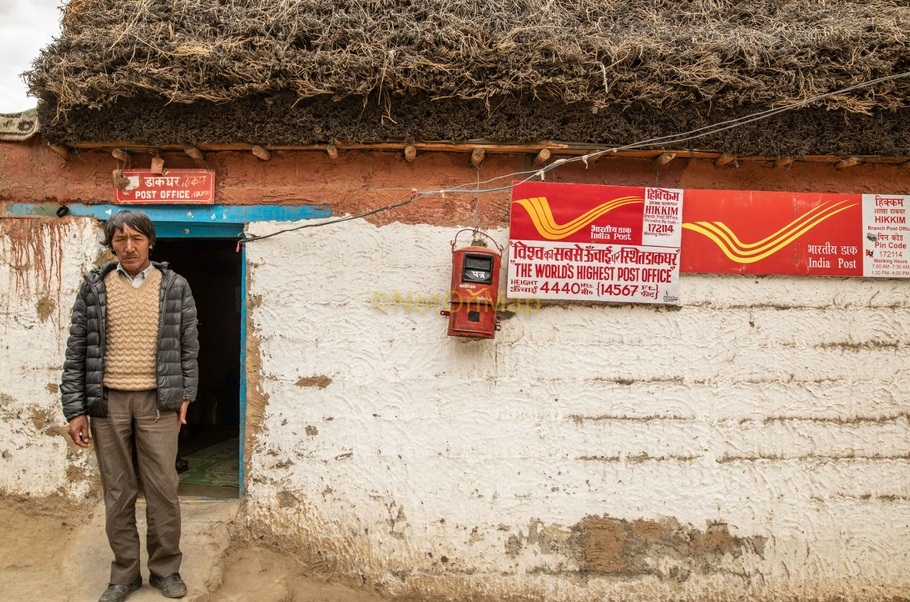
0 217 101 498
242 217 910 601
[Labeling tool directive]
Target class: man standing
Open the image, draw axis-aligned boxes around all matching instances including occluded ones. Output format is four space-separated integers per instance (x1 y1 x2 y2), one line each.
62 211 199 602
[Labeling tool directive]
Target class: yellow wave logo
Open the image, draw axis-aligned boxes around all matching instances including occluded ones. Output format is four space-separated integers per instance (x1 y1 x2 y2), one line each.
681 199 857 264
514 196 643 240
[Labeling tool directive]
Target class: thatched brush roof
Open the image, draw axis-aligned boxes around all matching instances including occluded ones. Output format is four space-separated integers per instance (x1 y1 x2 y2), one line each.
27 0 910 155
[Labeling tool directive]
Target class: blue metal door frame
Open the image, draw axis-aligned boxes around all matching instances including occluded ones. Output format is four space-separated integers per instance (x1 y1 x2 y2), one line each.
2 202 331 239
4 203 332 497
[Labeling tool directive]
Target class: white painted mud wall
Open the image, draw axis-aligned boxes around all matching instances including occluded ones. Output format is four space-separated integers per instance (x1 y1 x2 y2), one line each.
1 215 908 600
0 217 100 497
244 219 910 601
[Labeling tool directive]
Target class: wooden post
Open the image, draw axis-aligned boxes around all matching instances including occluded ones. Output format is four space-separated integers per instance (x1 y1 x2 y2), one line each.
326 144 339 159
251 145 271 161
404 145 417 163
534 148 551 166
655 152 676 165
183 145 204 160
150 156 165 174
471 147 485 168
111 149 129 162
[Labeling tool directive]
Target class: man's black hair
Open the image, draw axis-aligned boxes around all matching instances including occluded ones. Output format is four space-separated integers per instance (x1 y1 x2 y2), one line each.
104 210 157 249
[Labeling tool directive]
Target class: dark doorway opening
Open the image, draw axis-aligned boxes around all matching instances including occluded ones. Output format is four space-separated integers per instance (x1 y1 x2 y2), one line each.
153 238 242 498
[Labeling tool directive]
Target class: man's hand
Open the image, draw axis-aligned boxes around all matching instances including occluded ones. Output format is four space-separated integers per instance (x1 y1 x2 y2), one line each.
178 399 190 432
67 415 91 448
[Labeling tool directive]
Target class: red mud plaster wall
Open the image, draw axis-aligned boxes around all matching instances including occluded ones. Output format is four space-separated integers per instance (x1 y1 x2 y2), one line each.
2 140 909 227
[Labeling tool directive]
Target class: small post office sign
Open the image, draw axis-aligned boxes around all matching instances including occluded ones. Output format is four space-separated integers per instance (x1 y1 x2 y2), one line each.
115 169 215 204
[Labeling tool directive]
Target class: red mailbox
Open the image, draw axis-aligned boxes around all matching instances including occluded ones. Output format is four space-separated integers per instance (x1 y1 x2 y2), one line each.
442 230 502 339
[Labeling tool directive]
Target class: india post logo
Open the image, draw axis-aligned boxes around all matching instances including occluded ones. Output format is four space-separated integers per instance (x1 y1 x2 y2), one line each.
513 195 643 241
681 199 857 264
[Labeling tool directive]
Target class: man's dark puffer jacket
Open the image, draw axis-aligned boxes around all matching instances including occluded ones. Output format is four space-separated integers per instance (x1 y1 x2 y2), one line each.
61 261 199 421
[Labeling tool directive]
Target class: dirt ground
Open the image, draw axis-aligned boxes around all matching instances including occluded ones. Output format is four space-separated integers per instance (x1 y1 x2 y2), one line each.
0 496 392 602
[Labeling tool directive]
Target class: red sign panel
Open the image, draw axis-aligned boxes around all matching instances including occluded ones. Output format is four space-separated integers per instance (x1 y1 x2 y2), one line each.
680 189 863 276
115 169 215 204
509 182 647 245
508 184 910 286
508 182 683 304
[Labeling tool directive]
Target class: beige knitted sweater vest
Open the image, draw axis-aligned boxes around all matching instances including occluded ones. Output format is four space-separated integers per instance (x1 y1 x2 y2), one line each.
103 268 161 390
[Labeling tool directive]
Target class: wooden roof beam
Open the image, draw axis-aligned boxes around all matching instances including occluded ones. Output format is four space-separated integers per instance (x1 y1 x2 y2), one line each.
655 152 676 165
534 148 551 166
834 156 862 170
471 147 485 168
714 153 736 167
58 141 910 170
774 156 794 169
251 145 271 161
183 144 204 160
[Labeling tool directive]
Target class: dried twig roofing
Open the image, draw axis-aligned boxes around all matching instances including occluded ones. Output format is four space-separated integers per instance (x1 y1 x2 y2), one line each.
27 0 910 155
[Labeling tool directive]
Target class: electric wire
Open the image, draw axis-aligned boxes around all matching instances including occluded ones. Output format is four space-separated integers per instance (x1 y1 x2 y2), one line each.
240 70 910 244
240 190 420 243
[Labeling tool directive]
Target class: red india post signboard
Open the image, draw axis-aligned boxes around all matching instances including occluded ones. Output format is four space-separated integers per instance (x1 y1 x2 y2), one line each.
680 189 910 277
679 189 863 276
508 184 909 302
508 182 684 305
115 169 215 204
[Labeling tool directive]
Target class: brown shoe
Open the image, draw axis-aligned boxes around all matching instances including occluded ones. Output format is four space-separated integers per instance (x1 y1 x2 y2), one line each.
149 573 187 598
98 576 141 602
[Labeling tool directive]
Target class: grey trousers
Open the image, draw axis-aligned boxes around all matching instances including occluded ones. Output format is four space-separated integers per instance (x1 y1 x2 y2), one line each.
90 388 182 585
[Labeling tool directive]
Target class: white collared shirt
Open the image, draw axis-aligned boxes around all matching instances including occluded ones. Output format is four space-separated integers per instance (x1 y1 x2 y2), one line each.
115 262 154 288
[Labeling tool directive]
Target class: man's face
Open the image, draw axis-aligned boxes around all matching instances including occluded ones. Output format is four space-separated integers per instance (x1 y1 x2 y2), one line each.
111 224 152 277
